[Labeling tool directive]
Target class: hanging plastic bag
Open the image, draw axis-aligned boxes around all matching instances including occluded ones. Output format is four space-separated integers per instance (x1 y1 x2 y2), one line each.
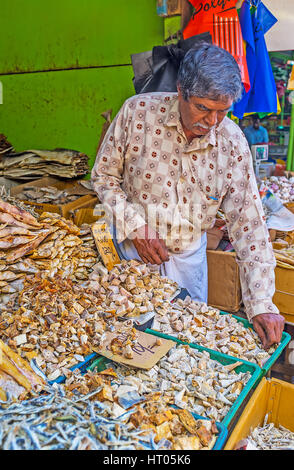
131 32 212 94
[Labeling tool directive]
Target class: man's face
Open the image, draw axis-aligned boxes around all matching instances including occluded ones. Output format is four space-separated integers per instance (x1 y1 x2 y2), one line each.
177 87 233 138
253 119 260 130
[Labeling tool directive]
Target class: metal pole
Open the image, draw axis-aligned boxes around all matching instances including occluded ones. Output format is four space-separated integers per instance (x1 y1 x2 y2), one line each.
281 93 285 127
286 101 294 171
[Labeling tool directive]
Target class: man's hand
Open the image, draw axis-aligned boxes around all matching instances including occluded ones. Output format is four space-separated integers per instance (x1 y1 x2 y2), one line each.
252 313 285 350
132 224 170 265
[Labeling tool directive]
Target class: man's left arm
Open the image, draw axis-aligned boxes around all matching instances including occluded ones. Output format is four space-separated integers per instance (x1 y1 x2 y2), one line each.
221 138 284 349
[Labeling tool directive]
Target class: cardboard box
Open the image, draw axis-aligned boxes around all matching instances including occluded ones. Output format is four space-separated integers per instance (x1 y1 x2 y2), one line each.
207 250 242 313
285 202 294 214
273 265 294 324
73 207 105 227
10 176 98 219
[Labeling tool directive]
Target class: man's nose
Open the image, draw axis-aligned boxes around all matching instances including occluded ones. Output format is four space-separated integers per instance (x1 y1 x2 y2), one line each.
204 111 218 127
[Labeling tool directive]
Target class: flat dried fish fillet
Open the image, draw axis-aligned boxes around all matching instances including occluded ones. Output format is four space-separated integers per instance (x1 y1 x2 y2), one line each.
0 198 41 227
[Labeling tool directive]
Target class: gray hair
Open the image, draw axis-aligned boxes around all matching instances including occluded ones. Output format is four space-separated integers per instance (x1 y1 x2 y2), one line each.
177 43 243 102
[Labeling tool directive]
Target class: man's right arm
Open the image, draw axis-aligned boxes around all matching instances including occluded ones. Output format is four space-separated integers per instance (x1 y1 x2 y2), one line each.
91 101 146 243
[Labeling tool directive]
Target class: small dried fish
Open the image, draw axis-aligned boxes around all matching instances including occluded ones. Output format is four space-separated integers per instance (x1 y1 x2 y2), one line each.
245 414 294 450
0 386 160 450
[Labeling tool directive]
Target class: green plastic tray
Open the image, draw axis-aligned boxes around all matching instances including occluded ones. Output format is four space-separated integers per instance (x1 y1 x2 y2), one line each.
146 310 291 379
219 311 291 377
87 344 260 429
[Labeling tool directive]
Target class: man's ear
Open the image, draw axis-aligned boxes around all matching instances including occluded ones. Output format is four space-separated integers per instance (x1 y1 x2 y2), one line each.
177 85 181 97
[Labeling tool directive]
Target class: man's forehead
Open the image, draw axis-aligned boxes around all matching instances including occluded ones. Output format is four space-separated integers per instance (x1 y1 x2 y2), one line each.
188 95 233 110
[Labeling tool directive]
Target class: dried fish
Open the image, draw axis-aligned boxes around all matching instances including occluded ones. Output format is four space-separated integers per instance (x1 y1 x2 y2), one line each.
103 344 251 422
152 297 276 367
0 276 113 377
87 259 178 318
244 414 294 450
0 386 161 450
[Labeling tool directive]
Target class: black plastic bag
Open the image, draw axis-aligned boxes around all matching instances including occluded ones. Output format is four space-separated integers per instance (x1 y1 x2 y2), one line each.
131 32 212 94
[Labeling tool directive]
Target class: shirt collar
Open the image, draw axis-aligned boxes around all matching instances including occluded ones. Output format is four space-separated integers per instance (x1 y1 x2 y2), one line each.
163 95 217 151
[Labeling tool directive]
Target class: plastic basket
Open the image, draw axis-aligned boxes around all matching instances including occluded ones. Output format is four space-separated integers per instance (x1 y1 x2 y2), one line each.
84 358 228 450
225 377 294 449
219 311 291 377
86 346 260 429
146 310 291 379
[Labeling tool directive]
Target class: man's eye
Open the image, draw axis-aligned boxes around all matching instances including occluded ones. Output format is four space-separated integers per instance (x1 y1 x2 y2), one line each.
197 105 207 111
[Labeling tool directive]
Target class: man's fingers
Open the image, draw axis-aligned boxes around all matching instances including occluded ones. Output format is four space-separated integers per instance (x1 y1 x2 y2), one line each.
155 239 170 262
140 254 150 264
140 241 163 265
253 321 268 349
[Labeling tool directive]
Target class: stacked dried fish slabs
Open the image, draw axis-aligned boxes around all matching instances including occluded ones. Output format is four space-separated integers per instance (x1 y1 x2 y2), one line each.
88 259 178 318
0 276 111 381
152 297 276 367
13 185 81 204
108 344 251 422
0 149 89 180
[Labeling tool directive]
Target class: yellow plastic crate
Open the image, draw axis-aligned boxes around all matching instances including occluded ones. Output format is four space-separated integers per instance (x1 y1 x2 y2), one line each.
225 377 294 449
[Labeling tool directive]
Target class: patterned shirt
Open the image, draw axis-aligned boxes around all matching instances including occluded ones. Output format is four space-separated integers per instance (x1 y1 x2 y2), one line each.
91 92 279 321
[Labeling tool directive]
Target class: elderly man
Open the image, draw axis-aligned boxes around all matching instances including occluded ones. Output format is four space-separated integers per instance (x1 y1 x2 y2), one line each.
91 43 284 349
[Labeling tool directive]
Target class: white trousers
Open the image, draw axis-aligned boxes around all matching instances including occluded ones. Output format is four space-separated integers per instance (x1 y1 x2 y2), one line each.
113 229 208 303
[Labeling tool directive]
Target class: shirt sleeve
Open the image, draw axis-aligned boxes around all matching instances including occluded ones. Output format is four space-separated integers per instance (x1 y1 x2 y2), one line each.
262 126 269 143
221 136 279 322
91 99 146 243
243 127 253 146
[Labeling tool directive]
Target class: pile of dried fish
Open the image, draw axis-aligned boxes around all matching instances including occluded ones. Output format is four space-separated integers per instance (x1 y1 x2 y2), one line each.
0 149 89 180
78 223 97 250
29 212 99 282
274 245 294 270
88 259 178 318
107 345 251 422
262 176 294 203
13 186 81 204
0 386 162 450
243 414 294 450
128 400 219 450
152 297 276 367
0 339 44 401
0 207 101 305
0 276 111 381
0 199 53 300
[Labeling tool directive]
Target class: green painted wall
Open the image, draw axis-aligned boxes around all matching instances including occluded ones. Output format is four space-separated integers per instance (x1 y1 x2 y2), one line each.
0 0 163 171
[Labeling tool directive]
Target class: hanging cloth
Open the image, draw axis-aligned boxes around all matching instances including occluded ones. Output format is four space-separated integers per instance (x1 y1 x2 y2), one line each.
183 0 250 92
233 0 278 119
